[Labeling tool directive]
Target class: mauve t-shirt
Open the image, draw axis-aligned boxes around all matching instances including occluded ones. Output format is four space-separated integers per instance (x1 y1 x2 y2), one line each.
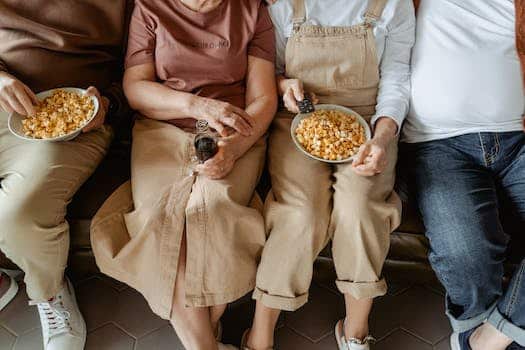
126 0 275 112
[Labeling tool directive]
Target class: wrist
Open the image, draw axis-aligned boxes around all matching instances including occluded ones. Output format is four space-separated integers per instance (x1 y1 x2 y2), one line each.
185 94 204 117
277 76 290 96
373 117 397 142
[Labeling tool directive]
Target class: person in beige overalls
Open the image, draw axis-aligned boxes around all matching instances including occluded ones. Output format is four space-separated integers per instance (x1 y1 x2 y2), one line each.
244 0 415 349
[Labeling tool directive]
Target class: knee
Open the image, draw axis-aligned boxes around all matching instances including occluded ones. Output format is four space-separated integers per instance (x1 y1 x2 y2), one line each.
429 233 501 288
0 193 63 252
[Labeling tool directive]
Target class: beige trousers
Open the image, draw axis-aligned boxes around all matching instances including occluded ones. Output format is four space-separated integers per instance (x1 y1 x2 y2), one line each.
92 119 267 319
0 111 112 301
253 112 401 311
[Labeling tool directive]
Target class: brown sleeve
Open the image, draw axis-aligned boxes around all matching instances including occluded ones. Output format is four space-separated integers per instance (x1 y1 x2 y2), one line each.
247 3 276 63
125 3 157 69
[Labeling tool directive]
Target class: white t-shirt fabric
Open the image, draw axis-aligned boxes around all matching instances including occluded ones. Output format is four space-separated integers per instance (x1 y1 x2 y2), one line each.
268 0 416 131
403 0 525 143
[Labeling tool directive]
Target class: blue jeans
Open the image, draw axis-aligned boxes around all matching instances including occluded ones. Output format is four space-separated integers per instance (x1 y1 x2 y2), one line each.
399 131 525 346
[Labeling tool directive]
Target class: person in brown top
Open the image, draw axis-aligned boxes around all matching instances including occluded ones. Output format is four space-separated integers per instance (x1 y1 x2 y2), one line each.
90 0 277 349
0 1 132 349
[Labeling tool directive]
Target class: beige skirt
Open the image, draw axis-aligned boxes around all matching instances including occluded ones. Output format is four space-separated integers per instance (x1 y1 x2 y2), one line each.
91 119 267 319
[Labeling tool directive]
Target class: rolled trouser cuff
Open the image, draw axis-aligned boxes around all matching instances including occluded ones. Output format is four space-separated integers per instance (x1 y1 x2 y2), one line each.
252 287 308 312
487 308 525 346
445 300 496 333
335 278 387 299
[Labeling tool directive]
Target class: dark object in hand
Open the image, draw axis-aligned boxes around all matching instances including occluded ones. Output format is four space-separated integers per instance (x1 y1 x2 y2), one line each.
298 98 315 114
195 135 218 163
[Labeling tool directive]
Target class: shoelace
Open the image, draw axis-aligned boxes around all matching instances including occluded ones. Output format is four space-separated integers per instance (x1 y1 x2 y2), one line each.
29 297 72 338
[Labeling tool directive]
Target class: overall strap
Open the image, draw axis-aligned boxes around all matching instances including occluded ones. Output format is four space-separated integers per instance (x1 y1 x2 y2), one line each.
292 0 307 32
364 0 388 26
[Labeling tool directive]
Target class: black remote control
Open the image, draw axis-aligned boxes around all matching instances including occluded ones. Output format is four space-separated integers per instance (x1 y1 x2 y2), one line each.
298 97 315 114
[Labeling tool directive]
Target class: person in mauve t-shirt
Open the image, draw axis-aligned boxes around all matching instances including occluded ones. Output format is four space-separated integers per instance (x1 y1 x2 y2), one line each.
90 0 277 349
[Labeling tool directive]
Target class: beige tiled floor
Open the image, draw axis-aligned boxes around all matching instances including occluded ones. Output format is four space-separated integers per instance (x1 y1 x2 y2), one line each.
0 273 452 350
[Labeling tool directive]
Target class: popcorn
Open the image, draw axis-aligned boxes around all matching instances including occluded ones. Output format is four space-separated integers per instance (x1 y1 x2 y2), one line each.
22 89 95 139
295 109 366 161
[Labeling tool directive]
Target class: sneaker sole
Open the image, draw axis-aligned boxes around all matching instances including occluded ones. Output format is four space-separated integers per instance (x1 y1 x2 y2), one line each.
0 274 18 311
450 333 460 350
66 277 87 350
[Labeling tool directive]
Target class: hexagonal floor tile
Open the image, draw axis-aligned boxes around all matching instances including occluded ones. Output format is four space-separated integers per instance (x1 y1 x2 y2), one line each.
396 286 452 344
76 277 119 331
275 327 331 350
0 325 16 350
434 336 452 350
13 328 42 350
284 284 344 342
85 324 134 350
0 283 40 335
135 324 184 350
375 329 433 350
98 274 129 292
114 288 168 338
369 293 402 341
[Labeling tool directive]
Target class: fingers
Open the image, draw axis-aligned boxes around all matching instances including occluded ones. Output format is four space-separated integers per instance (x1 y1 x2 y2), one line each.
290 80 305 102
220 114 252 136
82 92 108 133
5 92 28 116
23 85 39 105
353 144 370 166
14 88 36 116
0 100 13 114
309 92 319 105
283 89 300 113
230 105 254 127
208 119 228 137
352 144 387 177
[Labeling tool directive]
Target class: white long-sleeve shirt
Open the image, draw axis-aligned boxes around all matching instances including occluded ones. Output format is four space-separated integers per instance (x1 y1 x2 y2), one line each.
403 0 524 143
268 0 416 130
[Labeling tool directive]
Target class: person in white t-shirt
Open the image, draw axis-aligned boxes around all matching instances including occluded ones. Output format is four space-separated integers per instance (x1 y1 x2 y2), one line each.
399 1 525 349
244 0 415 349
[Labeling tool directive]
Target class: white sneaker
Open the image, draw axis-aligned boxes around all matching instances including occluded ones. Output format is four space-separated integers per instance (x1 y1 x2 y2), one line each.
335 319 375 350
0 271 18 311
29 277 86 350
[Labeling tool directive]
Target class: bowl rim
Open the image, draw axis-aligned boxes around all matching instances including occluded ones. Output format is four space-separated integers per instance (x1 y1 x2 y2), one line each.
8 87 100 142
290 104 372 164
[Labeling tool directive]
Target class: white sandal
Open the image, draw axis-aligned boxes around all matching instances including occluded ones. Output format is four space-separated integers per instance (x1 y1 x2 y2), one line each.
335 319 376 350
0 271 18 311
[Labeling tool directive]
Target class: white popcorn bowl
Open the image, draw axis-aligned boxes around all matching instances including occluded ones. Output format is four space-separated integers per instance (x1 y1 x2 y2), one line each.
290 104 372 164
8 87 99 142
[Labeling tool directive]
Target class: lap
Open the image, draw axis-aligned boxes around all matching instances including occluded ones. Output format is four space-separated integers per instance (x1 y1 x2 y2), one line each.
406 139 507 253
268 112 332 205
0 111 112 208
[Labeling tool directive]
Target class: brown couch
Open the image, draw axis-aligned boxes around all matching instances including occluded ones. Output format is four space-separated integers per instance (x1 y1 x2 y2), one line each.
0 121 437 284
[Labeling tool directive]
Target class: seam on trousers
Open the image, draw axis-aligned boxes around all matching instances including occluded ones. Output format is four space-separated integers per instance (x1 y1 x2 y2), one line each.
478 133 490 167
505 261 525 318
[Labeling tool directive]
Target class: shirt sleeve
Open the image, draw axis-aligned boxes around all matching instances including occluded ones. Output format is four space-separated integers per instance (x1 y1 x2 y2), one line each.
248 3 276 63
371 0 416 134
268 3 289 76
125 3 157 69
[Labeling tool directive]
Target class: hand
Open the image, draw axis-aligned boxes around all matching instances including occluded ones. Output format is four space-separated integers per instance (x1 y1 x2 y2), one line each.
352 137 390 177
280 79 318 113
265 0 278 4
0 72 39 116
82 86 109 133
194 97 254 137
195 137 240 179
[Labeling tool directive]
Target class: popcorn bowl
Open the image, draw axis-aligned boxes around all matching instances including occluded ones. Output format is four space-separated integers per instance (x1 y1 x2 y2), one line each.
8 87 99 142
290 104 372 164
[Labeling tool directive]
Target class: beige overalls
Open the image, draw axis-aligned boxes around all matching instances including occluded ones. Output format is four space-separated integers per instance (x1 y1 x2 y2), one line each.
91 120 268 319
253 0 402 311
